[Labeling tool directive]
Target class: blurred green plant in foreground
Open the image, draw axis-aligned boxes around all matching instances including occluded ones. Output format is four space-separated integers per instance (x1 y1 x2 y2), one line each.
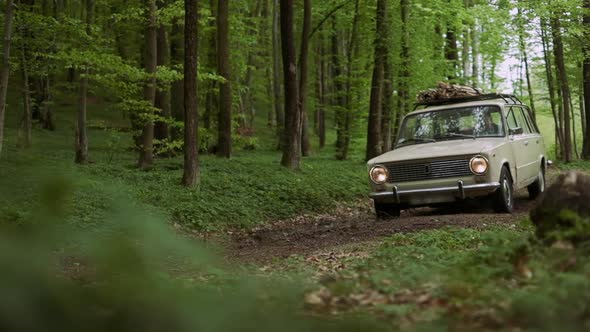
0 177 383 332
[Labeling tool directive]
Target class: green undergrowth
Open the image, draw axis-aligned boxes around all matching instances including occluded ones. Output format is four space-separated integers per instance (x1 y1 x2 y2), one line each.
0 101 368 231
275 223 590 330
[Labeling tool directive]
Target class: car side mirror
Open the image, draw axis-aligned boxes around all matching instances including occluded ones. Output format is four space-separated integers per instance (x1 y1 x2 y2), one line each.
509 127 523 136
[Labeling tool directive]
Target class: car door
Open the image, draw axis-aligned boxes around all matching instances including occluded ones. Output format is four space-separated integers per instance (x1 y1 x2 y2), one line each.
506 107 536 186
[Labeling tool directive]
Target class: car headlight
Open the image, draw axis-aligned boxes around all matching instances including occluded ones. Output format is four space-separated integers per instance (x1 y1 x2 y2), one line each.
369 166 389 184
470 156 489 175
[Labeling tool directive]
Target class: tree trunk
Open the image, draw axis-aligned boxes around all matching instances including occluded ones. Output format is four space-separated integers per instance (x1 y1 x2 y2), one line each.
182 0 200 186
461 0 471 84
336 0 361 160
0 0 15 158
240 1 262 130
170 19 185 140
75 0 94 164
540 19 563 154
551 14 572 162
203 0 217 132
17 17 32 149
272 0 283 149
395 0 410 141
279 0 301 169
138 0 158 169
315 39 326 149
471 20 479 87
299 0 312 157
445 8 459 83
582 0 590 159
154 15 172 141
216 0 232 158
366 0 387 161
517 6 536 120
332 18 345 151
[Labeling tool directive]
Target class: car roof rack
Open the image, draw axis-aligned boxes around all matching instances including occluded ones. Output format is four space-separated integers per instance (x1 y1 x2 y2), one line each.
414 93 524 110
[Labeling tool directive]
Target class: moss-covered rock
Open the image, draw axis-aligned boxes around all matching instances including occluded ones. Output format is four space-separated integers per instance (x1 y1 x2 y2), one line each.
530 171 590 244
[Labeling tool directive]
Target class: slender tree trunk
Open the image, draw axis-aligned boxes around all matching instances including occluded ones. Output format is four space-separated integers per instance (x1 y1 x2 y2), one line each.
315 39 326 149
551 14 572 162
540 19 563 153
581 67 586 138
170 19 185 140
240 1 262 129
582 0 590 159
75 0 94 164
517 6 536 120
336 0 361 160
272 0 283 149
471 20 479 87
154 15 172 141
366 0 387 161
332 18 345 151
217 0 232 158
138 0 158 168
18 55 32 149
17 18 32 149
182 0 200 186
203 0 217 132
299 0 312 157
445 8 459 82
279 0 301 169
382 58 393 152
0 0 15 158
396 0 410 142
461 0 471 84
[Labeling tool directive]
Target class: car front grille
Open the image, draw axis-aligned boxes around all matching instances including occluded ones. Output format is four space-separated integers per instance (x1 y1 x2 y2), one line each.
385 158 473 183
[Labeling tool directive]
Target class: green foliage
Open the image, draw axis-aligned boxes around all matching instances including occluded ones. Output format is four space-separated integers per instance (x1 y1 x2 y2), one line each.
277 223 590 329
0 179 385 332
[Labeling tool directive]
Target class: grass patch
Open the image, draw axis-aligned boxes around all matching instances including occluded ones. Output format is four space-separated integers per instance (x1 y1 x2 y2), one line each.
279 222 590 330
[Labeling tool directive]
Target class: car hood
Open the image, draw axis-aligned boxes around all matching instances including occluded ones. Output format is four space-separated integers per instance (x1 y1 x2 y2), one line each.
369 138 506 164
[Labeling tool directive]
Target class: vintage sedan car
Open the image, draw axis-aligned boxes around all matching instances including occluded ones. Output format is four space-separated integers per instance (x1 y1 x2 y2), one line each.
367 94 547 218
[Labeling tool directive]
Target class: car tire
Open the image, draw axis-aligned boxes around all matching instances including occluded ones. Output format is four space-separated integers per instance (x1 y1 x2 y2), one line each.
493 166 514 213
527 167 545 200
374 201 401 219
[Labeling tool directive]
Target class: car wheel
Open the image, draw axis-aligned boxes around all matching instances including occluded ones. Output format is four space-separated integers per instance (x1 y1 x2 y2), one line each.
527 167 545 200
493 166 514 213
374 201 401 219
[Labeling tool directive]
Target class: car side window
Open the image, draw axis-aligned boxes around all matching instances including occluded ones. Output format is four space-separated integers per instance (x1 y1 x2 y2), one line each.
508 107 532 134
506 108 519 131
522 108 539 134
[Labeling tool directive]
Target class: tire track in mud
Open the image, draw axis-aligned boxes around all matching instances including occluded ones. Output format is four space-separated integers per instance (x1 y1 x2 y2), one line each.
226 189 538 264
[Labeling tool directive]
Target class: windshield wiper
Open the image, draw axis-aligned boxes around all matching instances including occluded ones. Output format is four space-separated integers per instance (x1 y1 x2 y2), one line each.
440 133 476 140
396 137 436 147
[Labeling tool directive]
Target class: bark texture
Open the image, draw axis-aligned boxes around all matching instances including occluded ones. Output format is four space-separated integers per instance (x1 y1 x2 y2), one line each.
551 15 572 162
366 0 387 161
183 0 200 186
279 0 301 169
217 0 232 158
583 0 590 159
299 0 312 157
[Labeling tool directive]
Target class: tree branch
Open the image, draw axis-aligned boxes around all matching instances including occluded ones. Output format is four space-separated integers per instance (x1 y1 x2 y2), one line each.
309 0 354 39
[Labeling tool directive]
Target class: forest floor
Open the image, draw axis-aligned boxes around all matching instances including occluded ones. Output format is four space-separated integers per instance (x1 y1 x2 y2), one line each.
3 99 590 330
225 187 539 264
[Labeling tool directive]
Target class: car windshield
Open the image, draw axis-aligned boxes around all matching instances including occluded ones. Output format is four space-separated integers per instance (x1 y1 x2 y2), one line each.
396 105 505 148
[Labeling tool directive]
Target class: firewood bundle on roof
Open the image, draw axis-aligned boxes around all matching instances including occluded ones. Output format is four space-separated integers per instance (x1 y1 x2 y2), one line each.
417 82 483 103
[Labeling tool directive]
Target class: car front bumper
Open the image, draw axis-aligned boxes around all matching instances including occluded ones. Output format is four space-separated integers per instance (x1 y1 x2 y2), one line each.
369 180 501 205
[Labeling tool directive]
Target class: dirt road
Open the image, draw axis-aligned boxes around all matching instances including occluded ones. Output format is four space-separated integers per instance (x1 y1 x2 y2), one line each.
227 188 539 263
